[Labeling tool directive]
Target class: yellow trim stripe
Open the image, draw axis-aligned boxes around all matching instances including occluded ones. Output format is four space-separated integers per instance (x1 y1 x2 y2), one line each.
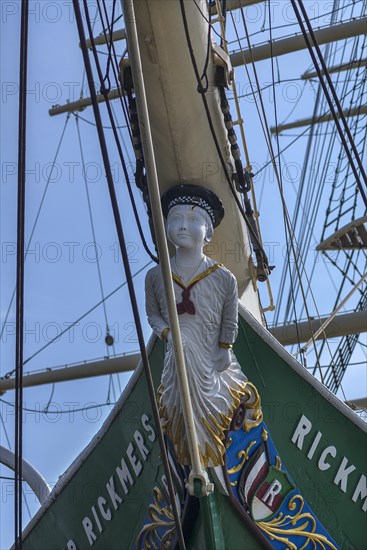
172 263 223 289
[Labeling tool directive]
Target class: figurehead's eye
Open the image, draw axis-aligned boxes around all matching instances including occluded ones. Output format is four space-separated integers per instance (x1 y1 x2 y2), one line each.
189 213 200 222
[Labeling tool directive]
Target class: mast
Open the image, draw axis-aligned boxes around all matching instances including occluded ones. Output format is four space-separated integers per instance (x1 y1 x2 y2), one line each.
121 0 213 498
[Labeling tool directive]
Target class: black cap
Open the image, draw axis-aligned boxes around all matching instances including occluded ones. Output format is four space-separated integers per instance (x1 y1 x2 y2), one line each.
161 184 225 228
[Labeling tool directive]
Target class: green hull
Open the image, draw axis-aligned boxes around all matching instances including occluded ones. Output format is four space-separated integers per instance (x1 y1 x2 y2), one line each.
20 309 366 549
236 305 366 549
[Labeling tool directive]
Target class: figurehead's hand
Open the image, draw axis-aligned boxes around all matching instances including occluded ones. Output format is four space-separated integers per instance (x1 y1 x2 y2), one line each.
213 347 232 372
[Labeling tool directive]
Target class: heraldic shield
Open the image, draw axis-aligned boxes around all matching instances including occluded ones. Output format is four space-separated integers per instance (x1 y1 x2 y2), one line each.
238 442 294 522
224 382 340 549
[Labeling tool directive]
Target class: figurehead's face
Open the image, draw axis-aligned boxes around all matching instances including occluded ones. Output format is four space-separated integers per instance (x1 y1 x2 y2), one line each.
166 205 213 249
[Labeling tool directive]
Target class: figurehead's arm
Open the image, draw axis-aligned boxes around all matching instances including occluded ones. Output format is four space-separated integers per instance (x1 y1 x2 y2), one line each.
219 270 239 348
145 269 170 341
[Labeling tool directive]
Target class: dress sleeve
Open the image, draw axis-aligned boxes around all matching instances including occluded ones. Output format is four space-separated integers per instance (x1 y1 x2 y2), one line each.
145 269 170 339
219 272 238 345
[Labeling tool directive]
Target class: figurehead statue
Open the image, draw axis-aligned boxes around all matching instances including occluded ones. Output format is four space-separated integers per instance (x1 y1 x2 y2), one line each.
145 184 247 467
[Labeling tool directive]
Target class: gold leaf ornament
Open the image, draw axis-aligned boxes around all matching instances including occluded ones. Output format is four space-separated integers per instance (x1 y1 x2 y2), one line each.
136 486 176 550
257 495 337 550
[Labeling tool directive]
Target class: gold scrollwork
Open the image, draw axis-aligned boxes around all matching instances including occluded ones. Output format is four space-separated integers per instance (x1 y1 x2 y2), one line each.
242 382 264 432
227 441 256 474
257 494 337 550
243 408 263 433
244 382 262 410
136 486 176 550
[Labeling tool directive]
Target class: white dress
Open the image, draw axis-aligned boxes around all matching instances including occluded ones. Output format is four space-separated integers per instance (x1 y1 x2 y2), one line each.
145 256 247 467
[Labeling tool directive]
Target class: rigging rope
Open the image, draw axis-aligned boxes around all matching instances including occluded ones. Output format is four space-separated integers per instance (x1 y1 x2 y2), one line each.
2 262 152 373
226 0 363 46
285 29 367 392
267 0 303 356
75 112 126 129
214 0 275 307
73 2 185 547
98 0 133 143
274 3 336 327
179 0 270 278
235 1 330 377
75 114 121 399
199 3 211 93
76 116 110 336
277 32 365 326
290 0 367 206
101 0 117 94
86 3 158 263
266 7 355 391
0 412 31 520
14 0 29 545
0 115 71 344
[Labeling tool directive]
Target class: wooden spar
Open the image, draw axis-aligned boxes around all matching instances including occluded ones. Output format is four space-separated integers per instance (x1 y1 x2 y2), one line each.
84 28 126 50
81 0 264 49
230 17 367 66
51 18 366 119
0 353 141 393
270 310 367 346
346 396 367 410
1 308 366 392
212 0 265 14
317 216 367 251
302 59 367 80
270 106 367 134
48 88 124 116
300 273 367 353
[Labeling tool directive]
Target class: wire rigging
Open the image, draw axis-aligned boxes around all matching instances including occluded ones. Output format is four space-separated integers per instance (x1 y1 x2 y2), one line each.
0 114 71 345
276 34 365 325
285 32 366 307
229 0 329 375
265 4 353 394
267 0 303 355
273 4 366 394
75 113 121 399
179 0 270 276
76 116 110 334
0 412 32 520
98 0 133 143
226 0 363 46
290 0 367 206
6 261 151 371
14 0 29 545
86 2 158 263
73 2 185 547
101 0 117 93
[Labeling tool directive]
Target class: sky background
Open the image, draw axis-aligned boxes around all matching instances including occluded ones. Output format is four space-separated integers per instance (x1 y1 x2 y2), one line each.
1 1 366 548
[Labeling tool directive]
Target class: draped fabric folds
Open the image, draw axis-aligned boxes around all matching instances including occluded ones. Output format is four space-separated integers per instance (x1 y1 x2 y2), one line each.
145 257 247 467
